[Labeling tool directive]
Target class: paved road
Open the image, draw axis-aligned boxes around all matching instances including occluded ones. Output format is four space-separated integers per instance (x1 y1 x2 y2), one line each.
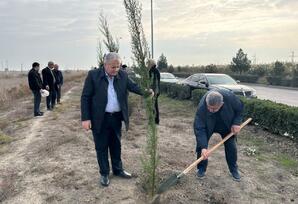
177 78 297 106
245 84 298 107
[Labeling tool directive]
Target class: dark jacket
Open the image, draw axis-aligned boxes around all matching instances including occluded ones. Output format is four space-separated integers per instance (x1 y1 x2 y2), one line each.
81 68 142 133
149 65 160 94
28 68 43 91
42 67 56 90
53 69 63 85
193 89 244 150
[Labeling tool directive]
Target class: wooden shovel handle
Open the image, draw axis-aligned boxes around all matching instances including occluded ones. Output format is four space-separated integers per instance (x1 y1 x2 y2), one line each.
179 118 252 177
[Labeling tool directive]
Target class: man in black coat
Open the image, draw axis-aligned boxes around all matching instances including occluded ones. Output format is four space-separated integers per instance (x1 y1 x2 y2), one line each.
148 59 160 124
81 52 150 187
28 62 43 117
194 90 244 181
53 64 63 104
42 61 56 110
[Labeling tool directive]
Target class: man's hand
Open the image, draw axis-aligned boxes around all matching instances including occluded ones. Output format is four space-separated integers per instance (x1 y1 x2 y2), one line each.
145 89 155 98
82 120 91 131
231 125 241 134
149 89 155 97
201 148 209 160
45 85 49 90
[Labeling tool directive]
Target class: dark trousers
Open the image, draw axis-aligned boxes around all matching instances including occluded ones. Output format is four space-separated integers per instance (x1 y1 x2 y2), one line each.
197 133 238 173
56 85 62 103
32 90 41 114
92 112 123 176
153 94 159 124
46 88 56 109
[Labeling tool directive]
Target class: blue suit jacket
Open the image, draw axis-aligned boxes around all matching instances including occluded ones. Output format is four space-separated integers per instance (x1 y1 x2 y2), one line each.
193 89 244 151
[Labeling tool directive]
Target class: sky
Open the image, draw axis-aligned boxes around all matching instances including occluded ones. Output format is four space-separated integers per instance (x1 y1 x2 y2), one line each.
0 0 297 70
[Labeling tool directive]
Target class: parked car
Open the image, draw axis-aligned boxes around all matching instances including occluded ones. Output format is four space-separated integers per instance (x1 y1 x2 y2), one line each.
127 68 140 79
160 72 179 83
180 73 257 98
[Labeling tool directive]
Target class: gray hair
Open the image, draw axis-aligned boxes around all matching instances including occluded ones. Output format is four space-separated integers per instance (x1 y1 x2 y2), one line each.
206 91 223 106
48 61 54 66
147 59 156 68
104 52 121 64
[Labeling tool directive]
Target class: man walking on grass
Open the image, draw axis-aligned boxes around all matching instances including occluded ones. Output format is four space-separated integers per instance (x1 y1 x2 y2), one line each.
28 62 43 117
194 90 244 181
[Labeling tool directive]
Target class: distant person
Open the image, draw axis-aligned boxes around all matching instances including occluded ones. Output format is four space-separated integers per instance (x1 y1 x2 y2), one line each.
81 52 153 187
28 62 43 117
53 64 63 104
148 59 160 124
42 61 56 110
194 90 244 181
121 64 128 72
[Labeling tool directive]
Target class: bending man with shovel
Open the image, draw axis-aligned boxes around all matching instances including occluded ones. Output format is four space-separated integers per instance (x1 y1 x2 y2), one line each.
194 90 244 181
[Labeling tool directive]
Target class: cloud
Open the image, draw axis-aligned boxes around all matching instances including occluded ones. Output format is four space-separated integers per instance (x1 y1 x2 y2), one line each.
0 0 297 70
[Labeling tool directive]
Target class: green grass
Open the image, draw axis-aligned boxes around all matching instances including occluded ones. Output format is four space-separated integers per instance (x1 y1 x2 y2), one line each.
159 94 196 116
0 133 13 145
275 154 298 169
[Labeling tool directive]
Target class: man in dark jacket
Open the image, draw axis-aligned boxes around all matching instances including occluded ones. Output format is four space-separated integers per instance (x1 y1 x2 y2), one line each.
28 62 43 117
81 52 149 187
194 90 244 181
53 64 63 104
148 59 160 124
42 61 56 110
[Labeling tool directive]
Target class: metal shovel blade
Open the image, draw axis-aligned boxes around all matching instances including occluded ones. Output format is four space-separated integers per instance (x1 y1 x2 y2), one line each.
157 173 180 194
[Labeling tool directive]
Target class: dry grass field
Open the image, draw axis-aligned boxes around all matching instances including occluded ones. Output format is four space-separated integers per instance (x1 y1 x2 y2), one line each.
0 75 297 203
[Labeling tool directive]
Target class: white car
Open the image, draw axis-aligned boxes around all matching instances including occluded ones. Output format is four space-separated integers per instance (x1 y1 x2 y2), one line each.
160 72 179 83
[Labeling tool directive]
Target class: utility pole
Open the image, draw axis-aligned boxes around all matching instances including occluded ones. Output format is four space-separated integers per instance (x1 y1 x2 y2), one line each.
1 60 3 71
5 60 8 71
151 0 154 59
252 54 257 64
289 51 296 64
21 63 23 72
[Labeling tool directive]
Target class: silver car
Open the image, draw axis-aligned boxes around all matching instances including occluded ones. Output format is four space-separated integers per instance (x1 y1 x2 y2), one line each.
180 73 257 98
160 72 179 83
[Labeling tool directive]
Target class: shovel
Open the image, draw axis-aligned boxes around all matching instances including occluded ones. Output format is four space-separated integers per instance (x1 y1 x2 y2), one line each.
157 118 252 194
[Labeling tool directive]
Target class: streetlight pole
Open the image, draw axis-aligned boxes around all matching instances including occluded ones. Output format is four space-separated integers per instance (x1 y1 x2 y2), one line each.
151 0 154 59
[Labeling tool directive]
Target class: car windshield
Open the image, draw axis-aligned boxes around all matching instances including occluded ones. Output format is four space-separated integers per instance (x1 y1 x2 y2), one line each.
206 75 237 85
161 73 175 79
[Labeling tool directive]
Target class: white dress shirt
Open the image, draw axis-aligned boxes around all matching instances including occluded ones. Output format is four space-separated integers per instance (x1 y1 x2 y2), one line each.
105 73 121 113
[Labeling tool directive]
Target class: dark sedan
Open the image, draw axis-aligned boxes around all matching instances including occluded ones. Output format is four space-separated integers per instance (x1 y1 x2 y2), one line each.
180 73 257 98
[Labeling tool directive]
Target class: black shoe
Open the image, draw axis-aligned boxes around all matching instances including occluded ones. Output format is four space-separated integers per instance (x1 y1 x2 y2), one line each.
100 175 110 187
34 112 43 117
230 170 241 182
196 168 206 179
39 112 44 115
114 170 132 179
47 107 52 111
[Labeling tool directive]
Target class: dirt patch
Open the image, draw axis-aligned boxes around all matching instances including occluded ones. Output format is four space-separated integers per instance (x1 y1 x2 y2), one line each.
0 84 297 203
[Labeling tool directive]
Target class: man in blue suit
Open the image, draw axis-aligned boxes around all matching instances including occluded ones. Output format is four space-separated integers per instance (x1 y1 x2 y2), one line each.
194 90 244 181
